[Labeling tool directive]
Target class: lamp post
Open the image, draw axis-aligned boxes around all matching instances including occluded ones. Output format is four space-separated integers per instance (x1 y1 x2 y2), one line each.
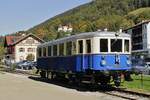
140 55 144 89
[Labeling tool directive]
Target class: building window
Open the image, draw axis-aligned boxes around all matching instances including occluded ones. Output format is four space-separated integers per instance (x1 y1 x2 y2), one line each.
100 39 108 52
132 25 143 50
48 46 51 56
111 39 122 52
59 43 64 56
27 48 34 52
78 40 83 54
124 40 129 52
19 48 25 52
66 42 72 56
86 39 91 53
53 45 57 56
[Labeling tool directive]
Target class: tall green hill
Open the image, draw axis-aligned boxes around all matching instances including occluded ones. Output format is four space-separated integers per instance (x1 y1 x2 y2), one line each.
126 7 150 24
28 0 150 41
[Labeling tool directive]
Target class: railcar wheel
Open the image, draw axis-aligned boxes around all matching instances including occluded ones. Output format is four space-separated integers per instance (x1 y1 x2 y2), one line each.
75 74 84 87
114 80 121 87
46 71 52 79
113 72 121 87
124 72 133 81
40 70 46 78
68 74 75 84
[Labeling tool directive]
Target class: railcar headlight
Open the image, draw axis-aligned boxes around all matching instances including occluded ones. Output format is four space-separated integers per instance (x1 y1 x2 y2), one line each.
101 56 106 66
101 60 106 66
127 60 131 65
126 56 131 65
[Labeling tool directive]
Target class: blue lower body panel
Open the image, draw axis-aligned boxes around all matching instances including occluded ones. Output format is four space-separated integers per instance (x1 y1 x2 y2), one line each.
37 54 131 72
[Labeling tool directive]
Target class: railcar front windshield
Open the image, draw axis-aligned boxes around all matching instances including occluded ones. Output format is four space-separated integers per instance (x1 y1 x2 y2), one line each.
111 39 122 52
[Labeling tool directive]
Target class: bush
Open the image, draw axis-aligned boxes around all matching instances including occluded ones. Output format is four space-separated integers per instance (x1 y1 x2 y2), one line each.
26 54 35 61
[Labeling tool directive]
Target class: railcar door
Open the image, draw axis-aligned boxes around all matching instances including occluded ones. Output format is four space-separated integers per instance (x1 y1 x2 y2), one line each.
77 40 85 71
85 39 92 70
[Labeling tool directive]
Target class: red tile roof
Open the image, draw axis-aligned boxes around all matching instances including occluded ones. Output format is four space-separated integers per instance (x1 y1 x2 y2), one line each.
5 36 23 46
4 33 44 47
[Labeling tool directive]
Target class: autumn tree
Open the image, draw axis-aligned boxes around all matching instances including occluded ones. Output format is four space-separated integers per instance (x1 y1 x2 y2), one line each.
26 54 35 61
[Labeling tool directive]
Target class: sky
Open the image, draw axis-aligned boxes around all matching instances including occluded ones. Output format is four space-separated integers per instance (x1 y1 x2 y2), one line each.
0 0 91 35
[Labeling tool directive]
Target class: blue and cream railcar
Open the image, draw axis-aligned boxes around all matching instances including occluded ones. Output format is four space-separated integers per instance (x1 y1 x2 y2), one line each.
37 31 131 86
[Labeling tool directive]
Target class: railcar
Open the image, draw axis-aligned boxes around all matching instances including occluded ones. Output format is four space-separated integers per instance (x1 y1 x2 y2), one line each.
36 31 131 86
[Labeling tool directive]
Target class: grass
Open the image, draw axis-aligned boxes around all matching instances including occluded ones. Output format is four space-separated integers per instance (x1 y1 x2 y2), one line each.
128 7 150 15
122 74 150 93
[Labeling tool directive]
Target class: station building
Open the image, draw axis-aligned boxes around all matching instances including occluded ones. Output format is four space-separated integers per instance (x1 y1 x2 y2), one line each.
124 20 150 63
4 33 44 63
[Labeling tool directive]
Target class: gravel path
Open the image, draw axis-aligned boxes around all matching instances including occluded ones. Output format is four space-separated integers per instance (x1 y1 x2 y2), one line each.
0 72 125 100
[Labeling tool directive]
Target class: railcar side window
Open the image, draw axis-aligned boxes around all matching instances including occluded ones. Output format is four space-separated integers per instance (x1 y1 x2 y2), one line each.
72 42 76 55
59 43 64 56
124 40 129 52
78 40 83 54
48 46 51 56
100 39 108 52
38 48 42 57
53 45 57 56
43 47 47 57
86 39 91 53
111 39 122 52
66 42 72 55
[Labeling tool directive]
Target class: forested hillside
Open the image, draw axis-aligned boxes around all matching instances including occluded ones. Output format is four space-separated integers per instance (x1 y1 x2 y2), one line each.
28 0 150 41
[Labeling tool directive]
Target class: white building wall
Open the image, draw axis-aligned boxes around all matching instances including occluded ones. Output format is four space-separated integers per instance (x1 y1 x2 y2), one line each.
15 37 41 62
58 25 73 32
142 23 148 50
146 22 150 50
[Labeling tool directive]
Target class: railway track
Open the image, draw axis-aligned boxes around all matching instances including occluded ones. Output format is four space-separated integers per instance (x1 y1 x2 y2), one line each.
116 88 150 99
2 68 150 100
1 67 39 76
105 90 150 100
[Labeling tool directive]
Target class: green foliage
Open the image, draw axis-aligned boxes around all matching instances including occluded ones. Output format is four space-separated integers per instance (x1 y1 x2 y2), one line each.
122 74 150 92
93 15 134 31
28 0 150 41
26 54 35 61
0 46 5 62
10 63 17 71
126 7 150 24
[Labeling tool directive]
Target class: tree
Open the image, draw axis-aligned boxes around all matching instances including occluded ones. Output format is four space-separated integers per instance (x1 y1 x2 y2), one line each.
0 46 5 62
26 54 35 61
27 0 150 41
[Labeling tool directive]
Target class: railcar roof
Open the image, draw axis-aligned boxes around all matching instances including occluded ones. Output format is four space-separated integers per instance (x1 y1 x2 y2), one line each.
38 31 130 47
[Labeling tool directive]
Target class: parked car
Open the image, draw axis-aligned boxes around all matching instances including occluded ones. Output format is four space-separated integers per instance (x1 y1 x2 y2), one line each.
132 63 150 75
16 60 36 70
31 61 37 68
16 61 26 69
